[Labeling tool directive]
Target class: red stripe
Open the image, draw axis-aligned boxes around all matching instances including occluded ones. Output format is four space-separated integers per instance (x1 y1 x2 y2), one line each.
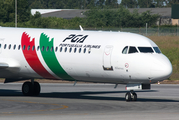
21 32 56 79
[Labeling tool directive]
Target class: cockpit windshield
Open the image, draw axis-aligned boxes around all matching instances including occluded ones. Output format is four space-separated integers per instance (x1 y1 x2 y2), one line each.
138 47 154 53
122 46 162 54
122 46 138 54
153 47 161 53
122 46 128 54
128 46 138 54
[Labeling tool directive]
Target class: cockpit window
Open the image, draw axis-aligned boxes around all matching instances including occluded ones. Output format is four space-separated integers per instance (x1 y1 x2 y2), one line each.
153 47 161 53
128 46 138 54
138 47 154 53
122 46 128 54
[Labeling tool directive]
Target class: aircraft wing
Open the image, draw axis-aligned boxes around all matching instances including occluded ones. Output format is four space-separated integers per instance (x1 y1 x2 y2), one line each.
0 63 9 68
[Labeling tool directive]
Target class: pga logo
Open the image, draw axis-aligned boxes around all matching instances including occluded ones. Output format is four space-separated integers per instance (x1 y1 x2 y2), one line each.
63 34 88 43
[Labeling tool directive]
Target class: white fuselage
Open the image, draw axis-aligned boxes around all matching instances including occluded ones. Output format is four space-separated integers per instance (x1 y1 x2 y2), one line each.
0 27 172 84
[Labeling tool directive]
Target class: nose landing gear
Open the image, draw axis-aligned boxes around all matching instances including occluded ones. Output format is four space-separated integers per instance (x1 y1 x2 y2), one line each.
125 91 137 102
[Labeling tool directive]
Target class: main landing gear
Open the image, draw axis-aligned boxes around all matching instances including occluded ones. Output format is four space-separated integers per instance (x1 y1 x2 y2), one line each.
22 79 41 96
125 90 137 102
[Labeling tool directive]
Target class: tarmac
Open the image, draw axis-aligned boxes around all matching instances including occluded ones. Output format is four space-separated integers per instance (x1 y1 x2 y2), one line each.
0 83 179 120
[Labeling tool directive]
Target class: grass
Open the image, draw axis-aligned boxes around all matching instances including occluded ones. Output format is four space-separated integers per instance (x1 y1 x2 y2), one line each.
148 36 179 80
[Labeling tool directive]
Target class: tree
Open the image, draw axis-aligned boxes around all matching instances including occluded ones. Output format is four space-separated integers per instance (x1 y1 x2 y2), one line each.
86 0 96 9
155 0 164 7
121 0 138 8
17 0 31 22
0 0 14 22
138 0 153 8
28 0 44 9
0 0 30 23
96 0 105 8
167 0 179 7
0 1 7 22
84 7 159 28
105 0 118 8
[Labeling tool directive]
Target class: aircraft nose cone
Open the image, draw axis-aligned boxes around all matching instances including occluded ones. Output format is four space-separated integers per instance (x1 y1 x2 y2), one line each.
151 55 172 80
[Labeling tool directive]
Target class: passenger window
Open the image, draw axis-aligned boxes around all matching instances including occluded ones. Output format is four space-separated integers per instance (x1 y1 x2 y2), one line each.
42 46 44 51
27 45 30 51
55 47 58 52
64 47 67 52
69 48 72 53
18 45 21 50
74 48 77 53
32 46 35 51
60 47 63 52
37 46 40 51
4 44 6 49
0 44 1 48
84 48 86 53
14 45 16 50
88 48 91 54
51 47 53 52
9 44 11 49
122 46 128 54
79 48 81 53
128 46 138 54
23 45 25 50
46 46 49 51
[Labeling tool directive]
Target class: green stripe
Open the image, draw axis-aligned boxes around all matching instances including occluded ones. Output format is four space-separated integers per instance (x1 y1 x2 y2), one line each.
40 33 75 80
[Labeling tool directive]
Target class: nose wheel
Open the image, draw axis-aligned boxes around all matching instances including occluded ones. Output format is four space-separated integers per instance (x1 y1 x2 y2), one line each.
125 91 137 102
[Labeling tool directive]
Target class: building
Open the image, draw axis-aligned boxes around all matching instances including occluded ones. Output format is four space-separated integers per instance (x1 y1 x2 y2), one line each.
31 9 86 19
31 8 173 25
171 4 179 25
128 8 171 25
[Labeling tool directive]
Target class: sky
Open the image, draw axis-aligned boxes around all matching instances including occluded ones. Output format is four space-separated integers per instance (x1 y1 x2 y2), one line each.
118 0 122 4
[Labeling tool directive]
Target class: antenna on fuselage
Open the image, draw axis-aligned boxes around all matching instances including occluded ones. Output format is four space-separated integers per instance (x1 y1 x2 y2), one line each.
79 25 84 31
73 81 77 86
114 84 118 89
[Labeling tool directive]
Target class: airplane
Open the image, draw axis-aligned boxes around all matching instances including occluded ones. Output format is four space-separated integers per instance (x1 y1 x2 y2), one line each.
0 27 172 101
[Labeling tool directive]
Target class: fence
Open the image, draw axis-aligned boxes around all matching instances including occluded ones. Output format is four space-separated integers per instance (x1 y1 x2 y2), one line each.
86 27 179 36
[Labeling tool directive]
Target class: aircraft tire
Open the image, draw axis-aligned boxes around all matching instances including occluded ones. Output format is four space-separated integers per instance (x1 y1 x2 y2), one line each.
125 92 132 102
33 82 41 96
132 92 137 101
22 82 33 96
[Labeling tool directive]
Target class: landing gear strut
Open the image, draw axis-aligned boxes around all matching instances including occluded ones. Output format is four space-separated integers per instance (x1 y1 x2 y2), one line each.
125 91 137 102
22 79 41 96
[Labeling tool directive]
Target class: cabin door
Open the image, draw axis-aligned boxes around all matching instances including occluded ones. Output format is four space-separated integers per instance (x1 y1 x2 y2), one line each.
103 45 113 70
